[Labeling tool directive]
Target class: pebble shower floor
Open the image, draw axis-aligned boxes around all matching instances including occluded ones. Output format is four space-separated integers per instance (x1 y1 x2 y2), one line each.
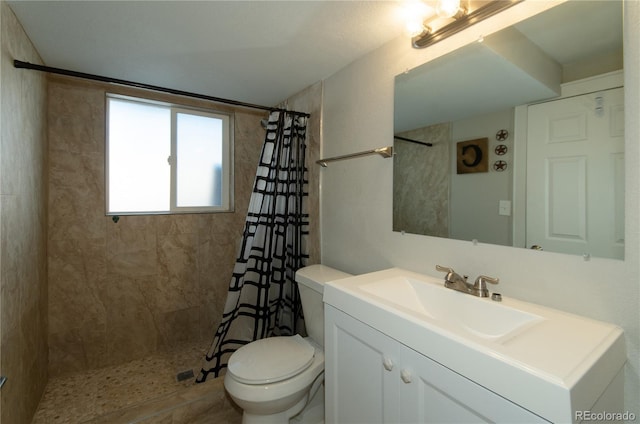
31 341 241 424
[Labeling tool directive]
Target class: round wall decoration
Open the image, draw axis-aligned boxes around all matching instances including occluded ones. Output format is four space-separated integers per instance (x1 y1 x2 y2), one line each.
493 160 507 172
496 129 509 141
494 144 508 155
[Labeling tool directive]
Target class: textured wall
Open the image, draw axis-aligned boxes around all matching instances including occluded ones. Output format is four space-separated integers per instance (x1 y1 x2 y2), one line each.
321 0 639 415
0 2 49 423
393 123 450 237
47 76 268 376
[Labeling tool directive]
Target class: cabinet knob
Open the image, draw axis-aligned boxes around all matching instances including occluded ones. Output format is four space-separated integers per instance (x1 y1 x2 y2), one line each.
382 357 394 371
400 369 412 384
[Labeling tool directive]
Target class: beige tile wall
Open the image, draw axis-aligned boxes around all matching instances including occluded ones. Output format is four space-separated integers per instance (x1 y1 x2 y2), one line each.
47 76 321 376
0 2 49 423
393 123 450 237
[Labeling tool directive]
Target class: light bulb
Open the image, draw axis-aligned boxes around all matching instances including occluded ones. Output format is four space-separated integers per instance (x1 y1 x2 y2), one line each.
436 0 461 18
401 1 430 37
405 18 428 38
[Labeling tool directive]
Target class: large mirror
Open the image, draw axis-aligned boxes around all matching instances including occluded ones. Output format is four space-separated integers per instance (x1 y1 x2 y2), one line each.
393 0 624 260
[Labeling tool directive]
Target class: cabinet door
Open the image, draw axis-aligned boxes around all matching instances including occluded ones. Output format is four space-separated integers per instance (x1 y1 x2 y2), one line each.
325 306 548 423
325 306 399 423
399 345 548 423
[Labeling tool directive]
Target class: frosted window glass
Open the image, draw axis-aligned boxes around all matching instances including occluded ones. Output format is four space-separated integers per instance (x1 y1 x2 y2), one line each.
107 95 232 214
176 113 223 207
108 99 171 212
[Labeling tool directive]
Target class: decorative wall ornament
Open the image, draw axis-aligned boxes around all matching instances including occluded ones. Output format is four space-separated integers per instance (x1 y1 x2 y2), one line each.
456 137 488 174
493 160 508 172
494 144 508 155
496 129 509 141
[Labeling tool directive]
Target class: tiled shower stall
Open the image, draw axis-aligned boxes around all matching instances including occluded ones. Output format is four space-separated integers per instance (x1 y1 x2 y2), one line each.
0 2 321 421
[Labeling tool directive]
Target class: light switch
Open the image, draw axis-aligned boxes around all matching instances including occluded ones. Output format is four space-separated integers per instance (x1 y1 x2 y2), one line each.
499 200 511 216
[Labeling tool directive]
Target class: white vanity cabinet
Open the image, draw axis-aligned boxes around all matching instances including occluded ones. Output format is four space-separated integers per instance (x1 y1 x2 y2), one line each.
325 305 547 423
322 268 626 424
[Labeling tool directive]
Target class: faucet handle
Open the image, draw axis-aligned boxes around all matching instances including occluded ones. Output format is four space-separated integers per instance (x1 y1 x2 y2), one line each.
436 265 468 287
435 265 454 274
435 265 456 281
473 275 499 297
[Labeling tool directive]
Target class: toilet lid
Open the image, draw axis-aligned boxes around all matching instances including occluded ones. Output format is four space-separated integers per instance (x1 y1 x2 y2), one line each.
228 335 315 385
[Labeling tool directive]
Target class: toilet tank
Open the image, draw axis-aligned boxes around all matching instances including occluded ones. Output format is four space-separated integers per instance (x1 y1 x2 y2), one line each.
296 265 352 347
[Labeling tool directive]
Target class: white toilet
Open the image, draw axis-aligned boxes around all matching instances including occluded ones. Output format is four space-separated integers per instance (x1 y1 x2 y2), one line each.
224 264 352 424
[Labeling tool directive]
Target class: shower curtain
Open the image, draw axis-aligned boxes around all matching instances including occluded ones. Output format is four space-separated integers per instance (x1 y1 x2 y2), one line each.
197 110 309 382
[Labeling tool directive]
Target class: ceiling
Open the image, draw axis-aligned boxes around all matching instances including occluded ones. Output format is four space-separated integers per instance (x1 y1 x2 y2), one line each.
9 0 623 117
8 0 407 108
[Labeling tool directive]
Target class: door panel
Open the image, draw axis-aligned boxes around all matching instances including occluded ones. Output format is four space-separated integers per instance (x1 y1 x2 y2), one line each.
546 156 586 240
526 87 624 259
325 306 398 423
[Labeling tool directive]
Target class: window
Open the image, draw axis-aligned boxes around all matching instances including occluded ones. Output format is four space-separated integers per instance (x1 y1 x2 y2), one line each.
106 95 233 215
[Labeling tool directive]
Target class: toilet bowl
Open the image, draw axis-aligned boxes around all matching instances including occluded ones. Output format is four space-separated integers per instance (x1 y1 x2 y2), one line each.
223 265 352 424
224 335 324 422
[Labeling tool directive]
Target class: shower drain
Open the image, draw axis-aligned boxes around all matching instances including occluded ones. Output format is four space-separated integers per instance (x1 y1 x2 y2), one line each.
176 369 195 382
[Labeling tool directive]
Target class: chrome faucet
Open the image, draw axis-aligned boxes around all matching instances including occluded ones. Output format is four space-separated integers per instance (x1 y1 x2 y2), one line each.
436 265 470 292
436 265 499 298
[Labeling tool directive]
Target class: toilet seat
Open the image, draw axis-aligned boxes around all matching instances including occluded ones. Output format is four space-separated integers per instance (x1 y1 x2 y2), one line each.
227 335 315 385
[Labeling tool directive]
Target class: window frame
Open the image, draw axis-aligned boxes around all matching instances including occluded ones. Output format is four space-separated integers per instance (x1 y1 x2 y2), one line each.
105 94 235 216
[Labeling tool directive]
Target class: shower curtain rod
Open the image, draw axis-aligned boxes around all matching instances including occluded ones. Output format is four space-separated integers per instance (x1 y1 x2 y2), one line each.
393 135 433 147
14 60 310 117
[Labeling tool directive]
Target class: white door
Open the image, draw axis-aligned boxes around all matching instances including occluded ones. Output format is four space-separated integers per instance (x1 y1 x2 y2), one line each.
526 87 624 259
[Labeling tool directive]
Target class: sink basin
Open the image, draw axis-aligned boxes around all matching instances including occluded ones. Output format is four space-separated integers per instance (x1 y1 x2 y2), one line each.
359 276 543 341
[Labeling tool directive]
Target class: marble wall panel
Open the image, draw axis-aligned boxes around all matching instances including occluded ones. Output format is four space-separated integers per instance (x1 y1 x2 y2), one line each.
47 76 321 375
103 274 160 364
393 123 451 237
0 2 49 423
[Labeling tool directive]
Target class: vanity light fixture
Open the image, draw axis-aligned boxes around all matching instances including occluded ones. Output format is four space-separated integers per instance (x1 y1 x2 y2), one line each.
412 0 523 49
403 0 464 39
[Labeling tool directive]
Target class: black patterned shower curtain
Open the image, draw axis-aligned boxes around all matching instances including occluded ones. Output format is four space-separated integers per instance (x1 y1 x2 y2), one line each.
197 110 310 382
